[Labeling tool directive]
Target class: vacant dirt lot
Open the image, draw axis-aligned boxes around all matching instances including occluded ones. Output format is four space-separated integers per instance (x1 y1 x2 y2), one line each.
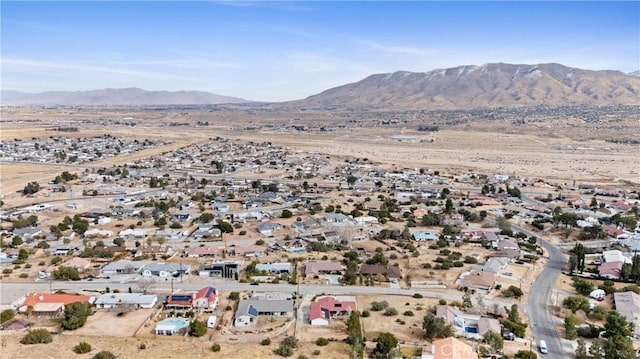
69 309 154 337
0 332 351 359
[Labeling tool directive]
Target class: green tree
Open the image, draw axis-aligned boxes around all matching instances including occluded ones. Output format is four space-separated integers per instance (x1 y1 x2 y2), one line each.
281 209 293 218
483 330 504 352
1 309 15 323
601 310 635 359
444 198 454 214
373 332 398 357
422 313 454 340
189 319 207 337
564 315 579 340
62 302 90 330
563 295 590 313
572 277 594 296
52 266 81 281
589 341 604 359
216 219 234 233
495 215 511 232
575 339 588 359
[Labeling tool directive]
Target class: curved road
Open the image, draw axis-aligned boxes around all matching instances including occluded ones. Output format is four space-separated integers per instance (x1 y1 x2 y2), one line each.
513 223 566 357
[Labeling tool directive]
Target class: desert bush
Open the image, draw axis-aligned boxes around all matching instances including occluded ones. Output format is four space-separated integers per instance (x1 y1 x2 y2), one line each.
21 329 52 344
73 342 92 354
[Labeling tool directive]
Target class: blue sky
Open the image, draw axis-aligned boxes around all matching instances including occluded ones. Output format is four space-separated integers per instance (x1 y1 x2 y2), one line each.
1 1 638 101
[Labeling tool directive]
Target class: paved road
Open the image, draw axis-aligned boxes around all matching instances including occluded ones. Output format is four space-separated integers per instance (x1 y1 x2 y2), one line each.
0 278 513 309
513 223 567 358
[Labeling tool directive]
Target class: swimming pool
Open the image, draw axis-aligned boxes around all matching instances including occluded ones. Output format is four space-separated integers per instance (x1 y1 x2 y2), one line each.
155 318 190 335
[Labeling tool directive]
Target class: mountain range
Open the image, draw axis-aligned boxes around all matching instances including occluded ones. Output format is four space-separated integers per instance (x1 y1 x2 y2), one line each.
2 63 639 108
0 87 248 106
293 63 640 109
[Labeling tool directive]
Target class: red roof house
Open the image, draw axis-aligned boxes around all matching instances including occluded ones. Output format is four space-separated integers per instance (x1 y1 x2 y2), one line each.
309 296 357 326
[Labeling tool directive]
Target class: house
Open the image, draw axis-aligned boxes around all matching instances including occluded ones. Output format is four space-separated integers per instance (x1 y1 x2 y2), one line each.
436 305 501 338
170 213 192 222
598 261 623 279
84 229 113 238
602 250 632 264
212 203 230 213
412 231 439 241
101 260 144 275
421 337 478 359
492 237 520 259
12 227 42 240
234 297 294 326
166 292 194 309
198 261 242 278
309 296 357 325
117 228 147 239
353 216 379 226
256 262 292 274
478 257 509 274
319 231 340 244
323 213 352 226
359 264 401 281
20 292 94 317
155 228 189 241
184 246 218 258
135 245 174 258
458 271 496 291
192 224 222 240
141 263 190 278
61 257 92 272
193 287 218 311
305 261 343 276
613 291 640 338
95 293 158 309
256 222 282 237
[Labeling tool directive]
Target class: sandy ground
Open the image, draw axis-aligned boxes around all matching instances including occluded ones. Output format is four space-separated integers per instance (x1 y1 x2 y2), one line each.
0 332 351 359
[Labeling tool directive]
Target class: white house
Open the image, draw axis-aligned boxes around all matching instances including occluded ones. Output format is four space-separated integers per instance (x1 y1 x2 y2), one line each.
95 293 158 309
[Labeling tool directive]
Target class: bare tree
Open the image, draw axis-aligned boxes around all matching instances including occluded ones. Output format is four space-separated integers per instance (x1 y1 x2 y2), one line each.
136 278 154 294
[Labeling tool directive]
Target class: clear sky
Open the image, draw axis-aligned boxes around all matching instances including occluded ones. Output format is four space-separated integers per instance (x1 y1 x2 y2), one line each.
1 1 638 102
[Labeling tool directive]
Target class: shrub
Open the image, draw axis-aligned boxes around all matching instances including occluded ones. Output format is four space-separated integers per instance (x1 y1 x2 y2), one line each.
211 343 221 352
1 309 15 324
73 342 92 354
228 292 240 300
19 273 29 278
2 269 13 274
315 337 330 346
371 300 389 311
412 293 423 298
92 351 116 359
239 230 247 236
463 256 478 264
261 338 272 346
403 310 414 317
297 355 308 359
361 310 370 317
138 343 147 350
438 299 447 305
312 350 321 356
51 257 62 265
21 329 53 344
383 307 398 316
